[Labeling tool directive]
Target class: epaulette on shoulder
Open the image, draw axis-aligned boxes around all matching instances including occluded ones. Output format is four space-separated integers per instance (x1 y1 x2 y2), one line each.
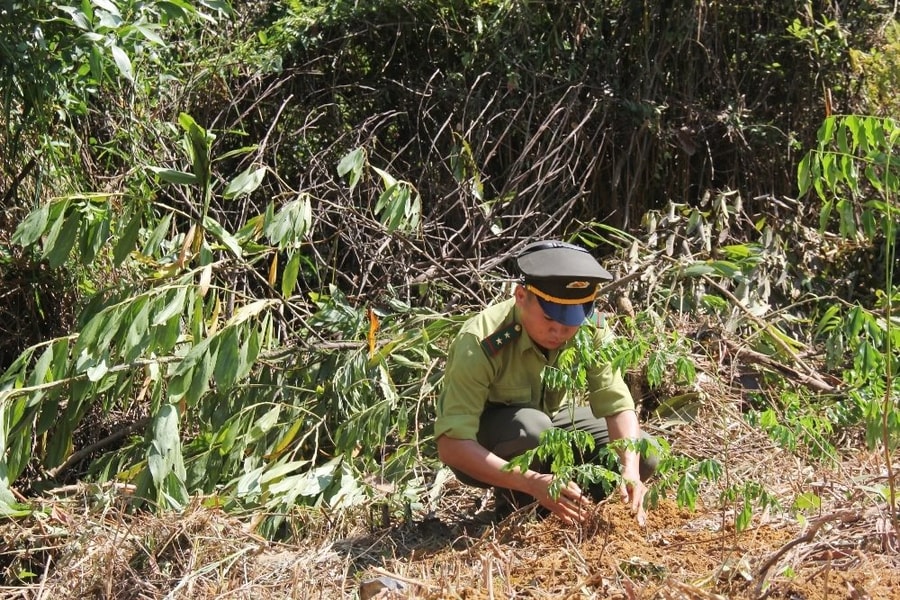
480 322 522 357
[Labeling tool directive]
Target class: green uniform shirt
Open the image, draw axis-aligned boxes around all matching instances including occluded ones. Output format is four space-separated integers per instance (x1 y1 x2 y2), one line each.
435 298 635 441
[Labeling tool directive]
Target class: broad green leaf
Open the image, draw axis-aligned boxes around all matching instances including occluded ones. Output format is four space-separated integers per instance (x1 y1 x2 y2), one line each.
109 44 134 82
114 211 143 265
179 113 212 188
134 23 165 45
148 166 199 185
28 345 55 388
213 328 239 389
143 211 173 256
95 307 125 358
203 216 242 258
264 196 312 248
79 215 110 265
169 336 214 401
281 252 301 298
148 404 186 497
199 0 235 16
681 263 715 277
44 415 74 468
260 460 308 486
93 0 120 15
186 346 214 405
35 390 62 436
153 313 182 353
236 326 260 381
223 166 266 199
11 204 50 247
249 406 281 442
57 5 91 30
124 299 151 361
86 358 109 382
337 147 365 189
735 499 753 532
371 166 397 189
793 492 822 512
236 466 264 497
43 210 80 268
153 286 189 326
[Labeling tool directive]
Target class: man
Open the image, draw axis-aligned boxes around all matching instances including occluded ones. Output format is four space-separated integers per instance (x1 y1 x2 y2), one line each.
435 240 655 525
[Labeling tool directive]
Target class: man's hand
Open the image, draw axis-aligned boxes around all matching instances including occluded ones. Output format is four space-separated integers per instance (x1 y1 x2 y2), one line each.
524 472 592 524
620 476 648 526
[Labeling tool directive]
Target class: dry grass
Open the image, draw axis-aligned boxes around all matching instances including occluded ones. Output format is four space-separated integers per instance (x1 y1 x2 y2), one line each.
1 399 897 600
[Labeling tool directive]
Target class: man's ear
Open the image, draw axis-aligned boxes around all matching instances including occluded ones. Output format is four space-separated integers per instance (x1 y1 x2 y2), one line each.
513 284 529 308
513 284 528 305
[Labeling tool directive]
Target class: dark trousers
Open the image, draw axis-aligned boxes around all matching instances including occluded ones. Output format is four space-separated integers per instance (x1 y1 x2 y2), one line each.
453 405 657 503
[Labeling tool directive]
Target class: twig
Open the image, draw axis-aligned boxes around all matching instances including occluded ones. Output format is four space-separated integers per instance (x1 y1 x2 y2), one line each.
701 274 837 394
46 417 151 479
721 338 836 394
754 509 859 599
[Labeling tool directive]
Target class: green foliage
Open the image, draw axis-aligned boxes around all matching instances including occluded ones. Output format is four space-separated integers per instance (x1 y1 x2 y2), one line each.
2 0 899 546
798 114 898 514
746 388 841 463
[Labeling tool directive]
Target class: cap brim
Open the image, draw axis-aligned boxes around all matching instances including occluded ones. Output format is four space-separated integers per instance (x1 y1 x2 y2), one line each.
537 297 594 327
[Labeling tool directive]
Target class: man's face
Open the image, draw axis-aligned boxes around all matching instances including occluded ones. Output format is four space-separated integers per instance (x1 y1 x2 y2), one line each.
514 286 580 350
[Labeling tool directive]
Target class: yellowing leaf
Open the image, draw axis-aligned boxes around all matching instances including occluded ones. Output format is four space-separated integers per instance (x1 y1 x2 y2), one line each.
367 308 379 358
199 264 212 297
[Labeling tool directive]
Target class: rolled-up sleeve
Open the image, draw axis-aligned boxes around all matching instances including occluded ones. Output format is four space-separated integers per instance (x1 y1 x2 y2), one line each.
585 321 635 418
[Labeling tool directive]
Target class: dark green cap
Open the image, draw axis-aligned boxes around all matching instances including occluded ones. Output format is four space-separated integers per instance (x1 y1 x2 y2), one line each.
515 241 612 326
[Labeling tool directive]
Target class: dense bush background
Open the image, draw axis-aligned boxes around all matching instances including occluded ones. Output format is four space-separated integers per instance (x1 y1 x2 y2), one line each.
0 0 897 540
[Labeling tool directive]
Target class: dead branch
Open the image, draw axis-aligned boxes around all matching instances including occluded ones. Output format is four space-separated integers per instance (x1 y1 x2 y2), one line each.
754 509 860 600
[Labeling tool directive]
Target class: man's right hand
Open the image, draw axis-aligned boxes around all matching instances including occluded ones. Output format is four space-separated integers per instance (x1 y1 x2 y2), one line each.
524 471 592 524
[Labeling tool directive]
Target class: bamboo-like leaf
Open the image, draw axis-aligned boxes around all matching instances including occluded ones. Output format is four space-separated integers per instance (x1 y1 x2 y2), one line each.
265 196 312 248
203 216 242 258
337 147 365 189
236 466 264 496
148 166 199 185
270 419 303 459
114 211 143 265
226 299 275 327
123 298 151 361
213 327 239 389
28 345 55 389
153 286 188 326
153 313 182 354
109 44 134 82
186 348 214 405
281 252 300 299
143 211 173 257
223 166 266 199
11 203 50 247
44 211 80 268
249 406 280 442
236 326 260 381
169 337 214 402
148 404 187 508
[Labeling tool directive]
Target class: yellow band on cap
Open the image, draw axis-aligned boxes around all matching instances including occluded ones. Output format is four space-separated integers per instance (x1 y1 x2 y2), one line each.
525 284 597 305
